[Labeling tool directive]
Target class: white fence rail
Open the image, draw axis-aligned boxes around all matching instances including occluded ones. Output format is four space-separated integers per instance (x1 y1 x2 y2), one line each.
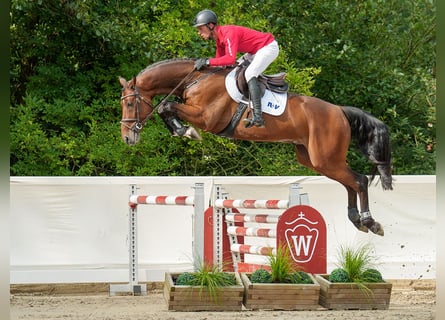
10 175 435 282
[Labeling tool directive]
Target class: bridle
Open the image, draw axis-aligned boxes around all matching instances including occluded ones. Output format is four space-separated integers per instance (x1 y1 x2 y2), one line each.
120 86 155 134
120 66 224 134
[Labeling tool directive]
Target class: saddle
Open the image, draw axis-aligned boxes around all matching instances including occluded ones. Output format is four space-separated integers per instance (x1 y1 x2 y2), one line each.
235 64 289 98
217 63 289 138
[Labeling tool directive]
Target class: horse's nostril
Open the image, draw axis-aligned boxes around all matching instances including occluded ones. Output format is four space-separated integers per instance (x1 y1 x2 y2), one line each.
125 136 130 144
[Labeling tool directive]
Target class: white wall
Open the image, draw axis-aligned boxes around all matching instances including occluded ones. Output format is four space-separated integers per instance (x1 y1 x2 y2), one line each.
10 175 435 283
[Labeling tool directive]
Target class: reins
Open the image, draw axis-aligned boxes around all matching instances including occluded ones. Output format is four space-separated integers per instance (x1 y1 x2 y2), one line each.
120 66 227 133
120 68 197 133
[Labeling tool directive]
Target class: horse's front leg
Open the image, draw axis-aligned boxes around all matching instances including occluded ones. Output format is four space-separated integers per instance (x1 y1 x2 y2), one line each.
158 102 202 140
356 175 384 236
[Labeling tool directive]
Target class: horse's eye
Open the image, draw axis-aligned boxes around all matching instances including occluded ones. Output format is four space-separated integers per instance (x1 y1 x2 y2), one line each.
127 101 133 108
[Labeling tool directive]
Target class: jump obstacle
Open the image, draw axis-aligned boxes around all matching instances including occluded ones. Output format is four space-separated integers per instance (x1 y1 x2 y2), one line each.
110 182 327 296
109 183 205 296
204 184 327 274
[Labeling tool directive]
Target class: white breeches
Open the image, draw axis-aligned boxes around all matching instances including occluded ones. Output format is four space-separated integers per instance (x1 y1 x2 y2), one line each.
244 40 279 82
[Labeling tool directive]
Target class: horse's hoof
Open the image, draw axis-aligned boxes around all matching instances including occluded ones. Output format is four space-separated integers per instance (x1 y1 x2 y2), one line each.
369 221 384 236
352 222 369 233
357 225 369 233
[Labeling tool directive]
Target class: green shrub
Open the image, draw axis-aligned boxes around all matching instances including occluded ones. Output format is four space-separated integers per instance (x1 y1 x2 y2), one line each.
361 268 384 283
219 272 237 286
175 272 195 285
290 271 313 284
329 268 351 283
250 269 272 283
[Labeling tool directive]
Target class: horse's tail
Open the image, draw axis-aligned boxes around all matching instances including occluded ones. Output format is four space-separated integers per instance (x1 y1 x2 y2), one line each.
341 106 393 190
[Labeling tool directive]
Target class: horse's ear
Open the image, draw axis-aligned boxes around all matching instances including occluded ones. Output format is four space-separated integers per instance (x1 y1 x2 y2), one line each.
119 76 127 88
132 76 137 88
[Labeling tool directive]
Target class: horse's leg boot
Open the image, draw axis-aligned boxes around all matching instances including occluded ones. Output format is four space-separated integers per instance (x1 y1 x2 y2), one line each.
183 126 202 140
171 118 186 136
243 77 265 128
169 118 201 140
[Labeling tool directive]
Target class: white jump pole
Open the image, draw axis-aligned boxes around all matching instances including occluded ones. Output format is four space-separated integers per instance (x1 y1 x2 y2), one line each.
110 182 204 296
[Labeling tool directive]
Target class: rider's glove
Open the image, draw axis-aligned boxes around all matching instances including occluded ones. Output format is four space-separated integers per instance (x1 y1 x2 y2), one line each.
194 58 209 70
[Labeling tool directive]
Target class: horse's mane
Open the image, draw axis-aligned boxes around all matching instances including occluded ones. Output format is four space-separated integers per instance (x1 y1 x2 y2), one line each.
138 58 195 76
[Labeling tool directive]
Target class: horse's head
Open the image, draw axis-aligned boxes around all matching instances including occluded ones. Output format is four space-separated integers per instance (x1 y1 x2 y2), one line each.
119 76 154 145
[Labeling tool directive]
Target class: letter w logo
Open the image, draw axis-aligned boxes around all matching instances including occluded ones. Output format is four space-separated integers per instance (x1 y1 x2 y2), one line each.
291 235 312 257
284 225 319 263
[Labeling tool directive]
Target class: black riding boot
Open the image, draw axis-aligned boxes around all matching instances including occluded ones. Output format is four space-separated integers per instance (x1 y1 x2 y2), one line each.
243 77 265 128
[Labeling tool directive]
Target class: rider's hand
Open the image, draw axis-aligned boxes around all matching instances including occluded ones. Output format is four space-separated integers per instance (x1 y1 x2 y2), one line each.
194 58 209 70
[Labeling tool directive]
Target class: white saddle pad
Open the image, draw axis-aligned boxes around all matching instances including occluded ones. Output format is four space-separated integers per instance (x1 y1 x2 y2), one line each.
225 68 287 116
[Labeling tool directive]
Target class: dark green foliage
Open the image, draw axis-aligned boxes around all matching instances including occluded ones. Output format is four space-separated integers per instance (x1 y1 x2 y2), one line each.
175 272 195 285
361 268 384 283
10 0 435 176
219 272 237 286
330 244 385 284
329 268 351 283
175 270 236 286
290 271 313 284
338 243 376 283
250 269 272 284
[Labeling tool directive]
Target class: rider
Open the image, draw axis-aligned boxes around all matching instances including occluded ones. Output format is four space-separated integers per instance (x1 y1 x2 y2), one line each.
193 9 279 128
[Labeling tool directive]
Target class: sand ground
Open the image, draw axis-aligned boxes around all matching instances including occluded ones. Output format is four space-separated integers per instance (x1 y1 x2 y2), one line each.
10 280 436 320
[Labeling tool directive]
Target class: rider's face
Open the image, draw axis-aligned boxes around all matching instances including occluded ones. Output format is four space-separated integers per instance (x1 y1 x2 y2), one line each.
196 25 213 40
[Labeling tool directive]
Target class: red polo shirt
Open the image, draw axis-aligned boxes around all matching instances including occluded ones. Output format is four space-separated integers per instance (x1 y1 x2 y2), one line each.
208 25 275 67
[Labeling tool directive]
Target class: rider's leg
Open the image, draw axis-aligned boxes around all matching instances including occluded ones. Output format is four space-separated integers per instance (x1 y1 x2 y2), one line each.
243 77 264 128
242 41 279 128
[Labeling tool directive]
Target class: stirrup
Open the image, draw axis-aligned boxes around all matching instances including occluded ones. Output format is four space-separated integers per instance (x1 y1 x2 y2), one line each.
242 117 264 128
253 118 265 128
243 118 254 128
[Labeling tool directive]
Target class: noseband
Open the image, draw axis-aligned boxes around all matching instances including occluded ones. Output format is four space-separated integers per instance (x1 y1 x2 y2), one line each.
120 86 155 134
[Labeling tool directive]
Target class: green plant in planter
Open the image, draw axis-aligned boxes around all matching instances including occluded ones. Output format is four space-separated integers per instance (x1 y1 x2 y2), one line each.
250 245 313 284
316 244 391 310
339 243 376 282
175 272 196 285
362 268 384 283
329 268 351 283
291 271 314 284
174 260 237 303
251 268 272 283
329 243 386 294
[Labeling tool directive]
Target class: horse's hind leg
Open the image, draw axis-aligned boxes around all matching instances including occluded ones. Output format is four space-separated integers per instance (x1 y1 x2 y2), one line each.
344 170 384 236
356 175 384 235
346 185 369 233
295 145 366 231
295 144 383 236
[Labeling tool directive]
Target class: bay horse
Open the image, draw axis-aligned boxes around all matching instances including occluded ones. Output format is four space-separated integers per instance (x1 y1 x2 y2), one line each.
119 58 392 236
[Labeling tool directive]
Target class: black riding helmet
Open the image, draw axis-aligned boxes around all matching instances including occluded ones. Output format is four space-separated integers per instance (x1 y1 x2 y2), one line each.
193 9 217 27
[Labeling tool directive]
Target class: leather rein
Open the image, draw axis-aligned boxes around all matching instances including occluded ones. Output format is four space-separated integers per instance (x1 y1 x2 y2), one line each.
120 69 196 134
120 66 225 134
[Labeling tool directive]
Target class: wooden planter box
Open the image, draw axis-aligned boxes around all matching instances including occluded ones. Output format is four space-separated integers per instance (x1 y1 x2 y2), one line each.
241 273 321 310
164 272 244 311
314 274 392 310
